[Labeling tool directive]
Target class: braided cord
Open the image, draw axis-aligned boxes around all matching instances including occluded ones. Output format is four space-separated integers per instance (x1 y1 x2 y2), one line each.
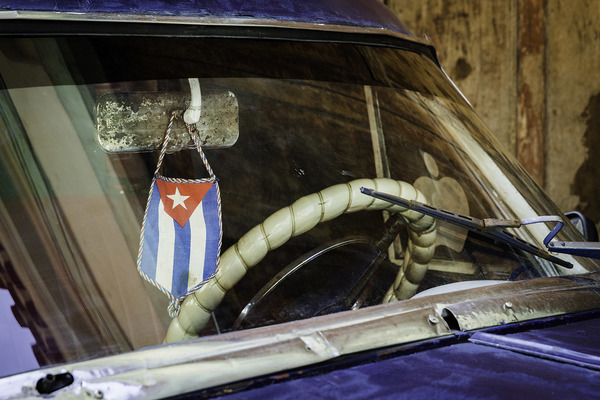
137 112 223 317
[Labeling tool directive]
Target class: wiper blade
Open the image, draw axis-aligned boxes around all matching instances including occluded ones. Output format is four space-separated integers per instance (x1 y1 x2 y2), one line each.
360 187 573 269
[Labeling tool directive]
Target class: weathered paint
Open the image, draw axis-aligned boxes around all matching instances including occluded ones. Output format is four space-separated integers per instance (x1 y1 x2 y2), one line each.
0 0 411 34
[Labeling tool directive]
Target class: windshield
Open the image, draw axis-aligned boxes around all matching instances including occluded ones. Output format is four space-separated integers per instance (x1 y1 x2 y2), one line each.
0 34 597 377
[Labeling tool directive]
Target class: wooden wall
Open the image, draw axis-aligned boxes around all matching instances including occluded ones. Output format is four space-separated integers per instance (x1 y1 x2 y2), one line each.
386 0 600 233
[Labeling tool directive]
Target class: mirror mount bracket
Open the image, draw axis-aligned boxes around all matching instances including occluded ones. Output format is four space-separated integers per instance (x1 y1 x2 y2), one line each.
183 78 202 125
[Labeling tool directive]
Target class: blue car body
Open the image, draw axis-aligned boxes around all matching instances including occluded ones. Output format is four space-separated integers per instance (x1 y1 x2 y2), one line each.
217 317 600 399
1 1 600 399
1 0 410 33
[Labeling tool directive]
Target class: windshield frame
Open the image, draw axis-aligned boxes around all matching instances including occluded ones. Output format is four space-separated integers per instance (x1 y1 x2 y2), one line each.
1 18 600 397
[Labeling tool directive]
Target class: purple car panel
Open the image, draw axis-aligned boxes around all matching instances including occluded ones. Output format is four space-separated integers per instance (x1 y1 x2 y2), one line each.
0 0 411 34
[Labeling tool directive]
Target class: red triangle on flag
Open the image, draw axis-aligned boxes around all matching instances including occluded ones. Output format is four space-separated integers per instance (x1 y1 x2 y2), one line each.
155 178 213 227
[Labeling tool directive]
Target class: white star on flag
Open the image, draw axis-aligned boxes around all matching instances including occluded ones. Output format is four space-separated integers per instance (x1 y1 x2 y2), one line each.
167 187 190 209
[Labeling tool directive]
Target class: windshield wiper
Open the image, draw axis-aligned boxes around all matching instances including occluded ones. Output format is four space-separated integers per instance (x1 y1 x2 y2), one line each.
360 187 573 269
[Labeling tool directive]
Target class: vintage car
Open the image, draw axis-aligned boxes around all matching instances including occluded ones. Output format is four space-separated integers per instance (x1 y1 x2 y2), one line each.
1 0 600 398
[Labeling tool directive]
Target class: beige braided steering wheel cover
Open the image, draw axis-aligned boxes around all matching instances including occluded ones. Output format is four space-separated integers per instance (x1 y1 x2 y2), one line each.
165 178 436 343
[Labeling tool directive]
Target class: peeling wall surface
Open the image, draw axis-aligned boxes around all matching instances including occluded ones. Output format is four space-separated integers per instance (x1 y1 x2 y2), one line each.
388 0 600 233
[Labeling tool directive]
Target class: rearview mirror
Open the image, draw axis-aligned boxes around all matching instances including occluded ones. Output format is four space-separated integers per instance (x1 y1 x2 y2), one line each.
95 89 239 153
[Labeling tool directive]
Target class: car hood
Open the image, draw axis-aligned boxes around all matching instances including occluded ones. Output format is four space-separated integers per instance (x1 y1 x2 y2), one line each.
1 273 600 399
217 317 600 399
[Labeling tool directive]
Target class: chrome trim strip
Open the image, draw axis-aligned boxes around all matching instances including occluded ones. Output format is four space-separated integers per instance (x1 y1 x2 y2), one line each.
0 10 430 46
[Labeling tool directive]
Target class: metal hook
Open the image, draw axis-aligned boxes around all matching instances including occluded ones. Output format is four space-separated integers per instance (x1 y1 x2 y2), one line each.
520 216 564 246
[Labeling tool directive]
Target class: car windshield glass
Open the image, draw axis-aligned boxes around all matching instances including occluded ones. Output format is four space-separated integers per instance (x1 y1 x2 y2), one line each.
0 35 598 377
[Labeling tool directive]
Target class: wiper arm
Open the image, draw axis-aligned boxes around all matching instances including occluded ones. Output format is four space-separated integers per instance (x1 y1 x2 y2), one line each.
545 241 600 260
360 187 573 269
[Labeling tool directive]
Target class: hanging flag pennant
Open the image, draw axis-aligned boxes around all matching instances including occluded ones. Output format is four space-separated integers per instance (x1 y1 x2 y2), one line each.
137 112 222 317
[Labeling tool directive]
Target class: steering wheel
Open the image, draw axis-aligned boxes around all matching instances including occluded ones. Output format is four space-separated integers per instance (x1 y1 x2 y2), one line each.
165 178 437 343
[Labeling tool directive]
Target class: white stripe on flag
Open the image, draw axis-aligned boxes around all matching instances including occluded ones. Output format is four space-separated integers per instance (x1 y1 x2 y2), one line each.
188 201 207 290
156 198 175 291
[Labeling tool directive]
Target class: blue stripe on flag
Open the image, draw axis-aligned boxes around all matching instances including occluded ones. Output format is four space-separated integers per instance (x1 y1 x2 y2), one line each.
202 185 220 281
171 218 191 298
140 181 161 281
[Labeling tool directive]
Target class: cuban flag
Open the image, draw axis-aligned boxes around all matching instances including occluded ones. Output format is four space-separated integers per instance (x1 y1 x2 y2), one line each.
138 177 221 303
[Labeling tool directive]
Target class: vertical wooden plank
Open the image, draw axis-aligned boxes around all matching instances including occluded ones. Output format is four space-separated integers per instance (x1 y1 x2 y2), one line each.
517 0 546 185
